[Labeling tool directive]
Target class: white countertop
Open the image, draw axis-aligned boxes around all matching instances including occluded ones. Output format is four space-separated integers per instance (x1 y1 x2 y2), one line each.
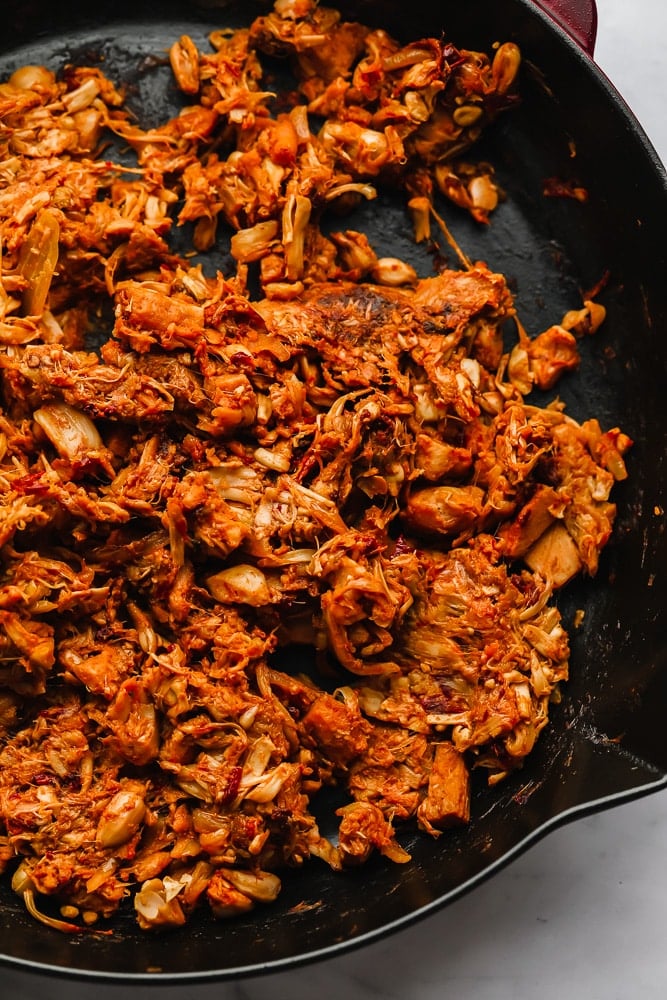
4 1 667 997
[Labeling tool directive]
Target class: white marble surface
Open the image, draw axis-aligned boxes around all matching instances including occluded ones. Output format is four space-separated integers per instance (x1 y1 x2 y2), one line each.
3 2 667 997
595 0 667 166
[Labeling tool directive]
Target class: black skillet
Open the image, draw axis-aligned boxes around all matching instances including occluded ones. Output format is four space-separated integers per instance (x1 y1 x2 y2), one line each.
1 0 666 983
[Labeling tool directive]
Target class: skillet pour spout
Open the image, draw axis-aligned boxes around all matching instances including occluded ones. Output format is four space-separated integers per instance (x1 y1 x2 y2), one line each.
0 0 666 982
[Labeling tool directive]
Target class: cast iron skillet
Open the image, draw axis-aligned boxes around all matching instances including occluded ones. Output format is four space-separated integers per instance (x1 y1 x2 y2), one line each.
1 0 666 983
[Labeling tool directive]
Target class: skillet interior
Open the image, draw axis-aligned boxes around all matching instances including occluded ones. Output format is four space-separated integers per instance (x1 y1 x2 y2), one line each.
1 0 666 981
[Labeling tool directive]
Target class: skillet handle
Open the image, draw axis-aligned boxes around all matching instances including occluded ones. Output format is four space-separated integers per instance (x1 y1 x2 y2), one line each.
532 0 598 55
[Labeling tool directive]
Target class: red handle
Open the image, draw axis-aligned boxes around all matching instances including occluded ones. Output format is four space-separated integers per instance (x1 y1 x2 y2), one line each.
533 0 598 55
